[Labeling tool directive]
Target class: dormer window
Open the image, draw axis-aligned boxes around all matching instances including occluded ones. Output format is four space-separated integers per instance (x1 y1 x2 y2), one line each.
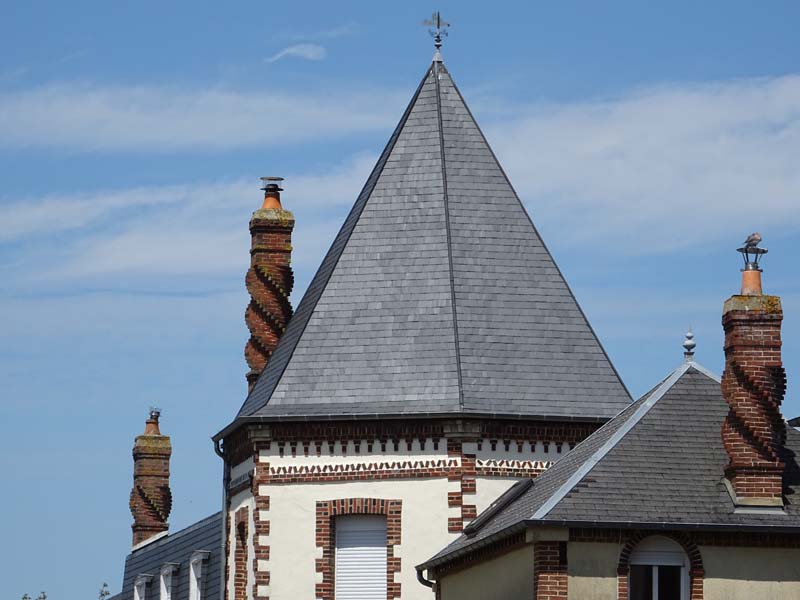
159 563 179 600
133 574 153 600
189 550 211 600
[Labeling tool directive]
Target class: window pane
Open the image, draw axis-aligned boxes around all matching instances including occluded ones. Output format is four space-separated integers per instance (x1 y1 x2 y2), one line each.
630 565 653 600
657 565 682 600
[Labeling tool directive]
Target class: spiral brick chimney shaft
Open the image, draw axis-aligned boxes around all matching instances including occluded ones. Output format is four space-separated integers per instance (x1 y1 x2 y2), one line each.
130 409 172 546
244 178 294 391
721 272 787 507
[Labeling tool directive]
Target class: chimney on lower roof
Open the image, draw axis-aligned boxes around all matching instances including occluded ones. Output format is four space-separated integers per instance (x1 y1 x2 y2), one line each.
721 236 786 507
130 408 172 547
244 177 295 391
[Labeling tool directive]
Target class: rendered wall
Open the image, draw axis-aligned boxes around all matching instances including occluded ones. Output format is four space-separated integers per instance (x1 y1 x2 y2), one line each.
566 542 619 600
266 478 456 600
438 546 534 600
701 546 800 600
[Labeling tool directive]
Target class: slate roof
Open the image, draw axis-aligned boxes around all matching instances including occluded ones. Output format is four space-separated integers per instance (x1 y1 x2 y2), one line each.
225 58 629 431
419 362 800 570
116 513 222 600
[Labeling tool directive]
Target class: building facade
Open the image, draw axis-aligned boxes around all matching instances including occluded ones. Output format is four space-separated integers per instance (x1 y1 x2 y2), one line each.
111 46 800 600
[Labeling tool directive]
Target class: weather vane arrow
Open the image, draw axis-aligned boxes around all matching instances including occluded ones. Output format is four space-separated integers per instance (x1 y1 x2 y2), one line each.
422 11 450 60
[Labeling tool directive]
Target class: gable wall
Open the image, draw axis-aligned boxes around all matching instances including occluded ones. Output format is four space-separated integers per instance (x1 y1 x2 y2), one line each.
437 545 534 600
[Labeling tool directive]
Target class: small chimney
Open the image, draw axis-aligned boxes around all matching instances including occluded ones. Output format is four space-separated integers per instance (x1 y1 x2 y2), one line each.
130 408 172 547
721 237 786 507
244 177 295 391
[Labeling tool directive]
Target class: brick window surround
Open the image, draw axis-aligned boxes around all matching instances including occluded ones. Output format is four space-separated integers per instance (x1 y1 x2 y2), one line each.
315 498 402 600
617 532 704 600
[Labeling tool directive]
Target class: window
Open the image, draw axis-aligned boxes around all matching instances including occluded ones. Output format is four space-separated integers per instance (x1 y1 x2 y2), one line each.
133 574 153 600
629 536 689 600
160 564 178 600
189 550 210 600
334 515 387 599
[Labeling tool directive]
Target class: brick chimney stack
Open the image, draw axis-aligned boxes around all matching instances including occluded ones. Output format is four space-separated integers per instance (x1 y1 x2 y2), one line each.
244 177 294 391
721 240 787 507
130 408 172 547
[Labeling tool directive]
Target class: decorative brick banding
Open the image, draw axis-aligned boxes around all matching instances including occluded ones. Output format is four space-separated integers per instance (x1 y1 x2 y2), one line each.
252 448 271 600
234 507 250 600
268 458 460 484
315 498 402 600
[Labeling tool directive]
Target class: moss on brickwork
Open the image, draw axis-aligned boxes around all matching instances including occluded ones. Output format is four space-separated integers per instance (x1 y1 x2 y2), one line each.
723 295 782 315
251 208 295 224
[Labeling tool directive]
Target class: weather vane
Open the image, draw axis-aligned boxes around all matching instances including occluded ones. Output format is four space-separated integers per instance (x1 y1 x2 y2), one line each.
423 12 450 52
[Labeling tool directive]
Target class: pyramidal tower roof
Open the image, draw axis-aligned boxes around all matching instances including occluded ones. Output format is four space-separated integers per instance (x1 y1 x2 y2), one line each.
233 59 630 426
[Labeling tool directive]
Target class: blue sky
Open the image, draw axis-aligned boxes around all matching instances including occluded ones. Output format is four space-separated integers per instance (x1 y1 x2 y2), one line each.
2 1 800 597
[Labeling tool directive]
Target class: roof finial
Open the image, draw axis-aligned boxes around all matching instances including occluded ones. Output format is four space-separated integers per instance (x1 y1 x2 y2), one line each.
683 328 696 362
423 11 450 62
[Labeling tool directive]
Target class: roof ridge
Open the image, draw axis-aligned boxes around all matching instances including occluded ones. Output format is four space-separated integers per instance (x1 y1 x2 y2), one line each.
685 359 721 383
531 362 692 520
433 60 465 409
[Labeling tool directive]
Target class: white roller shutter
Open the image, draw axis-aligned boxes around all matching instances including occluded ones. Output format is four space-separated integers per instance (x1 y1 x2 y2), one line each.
335 515 387 600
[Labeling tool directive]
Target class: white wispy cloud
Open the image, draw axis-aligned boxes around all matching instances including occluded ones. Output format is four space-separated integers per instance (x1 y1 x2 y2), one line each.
485 74 800 254
0 83 401 151
266 43 327 63
3 154 375 285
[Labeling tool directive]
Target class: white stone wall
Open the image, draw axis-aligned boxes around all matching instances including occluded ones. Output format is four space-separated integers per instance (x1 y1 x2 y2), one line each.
265 479 455 599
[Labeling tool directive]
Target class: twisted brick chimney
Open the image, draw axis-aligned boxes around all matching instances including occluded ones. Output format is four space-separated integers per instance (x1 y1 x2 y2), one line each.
130 408 172 546
721 239 787 507
244 177 294 391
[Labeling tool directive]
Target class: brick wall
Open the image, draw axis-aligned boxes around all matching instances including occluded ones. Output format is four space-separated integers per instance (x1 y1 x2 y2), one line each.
533 541 567 600
721 295 786 503
234 507 249 600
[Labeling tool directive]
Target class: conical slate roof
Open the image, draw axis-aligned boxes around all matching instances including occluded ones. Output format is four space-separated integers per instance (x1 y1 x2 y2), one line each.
234 59 630 424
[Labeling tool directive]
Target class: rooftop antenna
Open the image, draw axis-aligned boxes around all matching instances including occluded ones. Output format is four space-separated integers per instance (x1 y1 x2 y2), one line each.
423 11 450 62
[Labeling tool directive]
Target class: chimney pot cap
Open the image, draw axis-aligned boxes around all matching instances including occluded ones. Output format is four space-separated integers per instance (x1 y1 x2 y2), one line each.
737 233 767 272
260 176 284 192
148 406 161 422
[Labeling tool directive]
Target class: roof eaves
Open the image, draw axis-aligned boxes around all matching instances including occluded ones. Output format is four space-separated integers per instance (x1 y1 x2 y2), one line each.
418 515 800 575
534 518 800 534
212 410 612 442
416 520 529 573
531 361 693 520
